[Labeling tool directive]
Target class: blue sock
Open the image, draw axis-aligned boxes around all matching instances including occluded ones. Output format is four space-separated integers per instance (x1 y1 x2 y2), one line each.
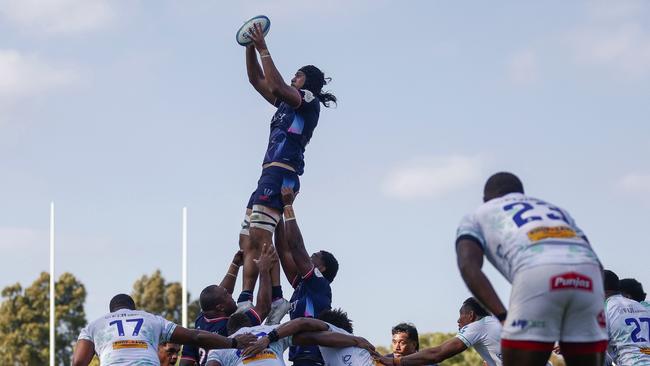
237 290 253 303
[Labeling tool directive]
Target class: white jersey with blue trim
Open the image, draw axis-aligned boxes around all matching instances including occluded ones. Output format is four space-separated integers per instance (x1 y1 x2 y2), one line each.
455 316 502 366
606 295 650 366
78 308 177 365
318 324 376 366
456 192 600 282
206 325 290 366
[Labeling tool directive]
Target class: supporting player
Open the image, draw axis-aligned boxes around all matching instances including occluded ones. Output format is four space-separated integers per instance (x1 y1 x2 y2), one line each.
72 294 256 366
603 269 650 365
376 298 500 366
159 342 181 366
207 309 375 366
238 22 336 306
180 245 276 366
388 323 425 362
455 172 607 366
278 187 339 365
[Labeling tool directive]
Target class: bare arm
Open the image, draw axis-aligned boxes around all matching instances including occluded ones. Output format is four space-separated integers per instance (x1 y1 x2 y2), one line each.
246 45 276 106
293 331 374 351
456 238 507 318
170 327 255 350
252 244 276 320
281 188 314 277
241 318 329 357
72 340 95 366
378 338 467 365
248 23 302 108
218 250 244 294
274 218 299 283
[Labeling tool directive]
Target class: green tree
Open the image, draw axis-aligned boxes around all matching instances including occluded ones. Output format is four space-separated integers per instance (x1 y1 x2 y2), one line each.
132 270 198 325
377 332 483 366
0 271 87 365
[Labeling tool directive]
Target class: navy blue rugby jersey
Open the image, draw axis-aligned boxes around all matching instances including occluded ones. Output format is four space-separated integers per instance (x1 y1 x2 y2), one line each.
263 89 320 175
288 267 332 363
181 309 261 365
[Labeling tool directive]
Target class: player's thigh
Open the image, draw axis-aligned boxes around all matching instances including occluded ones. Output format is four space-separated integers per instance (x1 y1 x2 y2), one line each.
562 353 604 366
502 347 552 366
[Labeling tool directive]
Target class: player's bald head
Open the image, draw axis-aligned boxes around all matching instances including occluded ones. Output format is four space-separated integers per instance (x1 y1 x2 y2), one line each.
109 293 136 312
199 285 228 311
483 172 524 202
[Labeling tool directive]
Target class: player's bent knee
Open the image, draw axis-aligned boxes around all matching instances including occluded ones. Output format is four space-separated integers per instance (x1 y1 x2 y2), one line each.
249 205 280 233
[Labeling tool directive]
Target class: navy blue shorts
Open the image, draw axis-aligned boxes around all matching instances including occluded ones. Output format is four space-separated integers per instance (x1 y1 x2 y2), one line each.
246 166 300 211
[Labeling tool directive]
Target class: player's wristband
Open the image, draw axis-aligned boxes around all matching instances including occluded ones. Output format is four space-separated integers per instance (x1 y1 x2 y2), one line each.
283 205 295 220
496 311 508 322
259 50 270 57
231 337 238 349
230 262 240 268
226 272 237 278
267 329 280 343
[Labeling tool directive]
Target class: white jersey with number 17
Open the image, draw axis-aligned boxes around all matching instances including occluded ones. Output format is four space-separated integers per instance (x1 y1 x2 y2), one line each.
456 192 601 282
78 308 177 366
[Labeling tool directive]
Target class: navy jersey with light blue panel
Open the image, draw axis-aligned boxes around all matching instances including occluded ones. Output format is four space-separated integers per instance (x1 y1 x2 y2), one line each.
264 89 320 175
288 267 332 365
180 309 261 366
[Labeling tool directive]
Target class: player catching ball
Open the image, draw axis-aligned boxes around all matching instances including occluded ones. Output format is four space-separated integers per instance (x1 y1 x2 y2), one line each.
237 22 337 306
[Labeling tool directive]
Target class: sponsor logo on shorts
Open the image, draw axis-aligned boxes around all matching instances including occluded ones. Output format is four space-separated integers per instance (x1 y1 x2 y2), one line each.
511 319 546 330
550 272 593 291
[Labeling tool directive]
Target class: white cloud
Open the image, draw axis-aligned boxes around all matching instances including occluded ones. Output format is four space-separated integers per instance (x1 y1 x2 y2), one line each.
0 49 78 99
569 22 650 78
617 173 650 195
0 0 114 35
507 49 539 86
382 155 483 200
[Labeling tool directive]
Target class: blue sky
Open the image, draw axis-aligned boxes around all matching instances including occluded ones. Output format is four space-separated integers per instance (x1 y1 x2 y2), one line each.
1 0 650 347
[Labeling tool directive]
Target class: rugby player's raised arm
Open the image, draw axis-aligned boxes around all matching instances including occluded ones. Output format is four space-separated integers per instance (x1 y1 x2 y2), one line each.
456 238 507 321
251 243 276 320
72 339 95 366
218 250 243 294
245 45 276 106
248 23 302 108
274 218 299 283
280 187 313 277
376 338 467 365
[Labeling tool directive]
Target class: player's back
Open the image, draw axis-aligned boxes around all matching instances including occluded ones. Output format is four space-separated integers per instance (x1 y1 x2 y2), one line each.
457 316 502 366
79 308 176 365
457 192 600 282
606 295 650 366
317 324 376 366
207 325 289 366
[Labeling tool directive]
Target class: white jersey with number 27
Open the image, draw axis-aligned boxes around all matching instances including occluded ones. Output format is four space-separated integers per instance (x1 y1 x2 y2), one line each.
457 193 600 282
606 295 650 366
78 308 177 366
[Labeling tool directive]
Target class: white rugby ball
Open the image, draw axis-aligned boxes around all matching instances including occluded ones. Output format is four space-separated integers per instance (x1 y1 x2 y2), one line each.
236 15 270 46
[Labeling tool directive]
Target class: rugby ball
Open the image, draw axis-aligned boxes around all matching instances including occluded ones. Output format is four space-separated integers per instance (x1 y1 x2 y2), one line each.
236 15 271 46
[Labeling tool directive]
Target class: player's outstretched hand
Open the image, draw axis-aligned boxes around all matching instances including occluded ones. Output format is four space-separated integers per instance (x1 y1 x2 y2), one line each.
241 336 270 357
254 244 278 273
233 333 257 349
232 250 244 267
280 187 296 206
247 22 268 52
